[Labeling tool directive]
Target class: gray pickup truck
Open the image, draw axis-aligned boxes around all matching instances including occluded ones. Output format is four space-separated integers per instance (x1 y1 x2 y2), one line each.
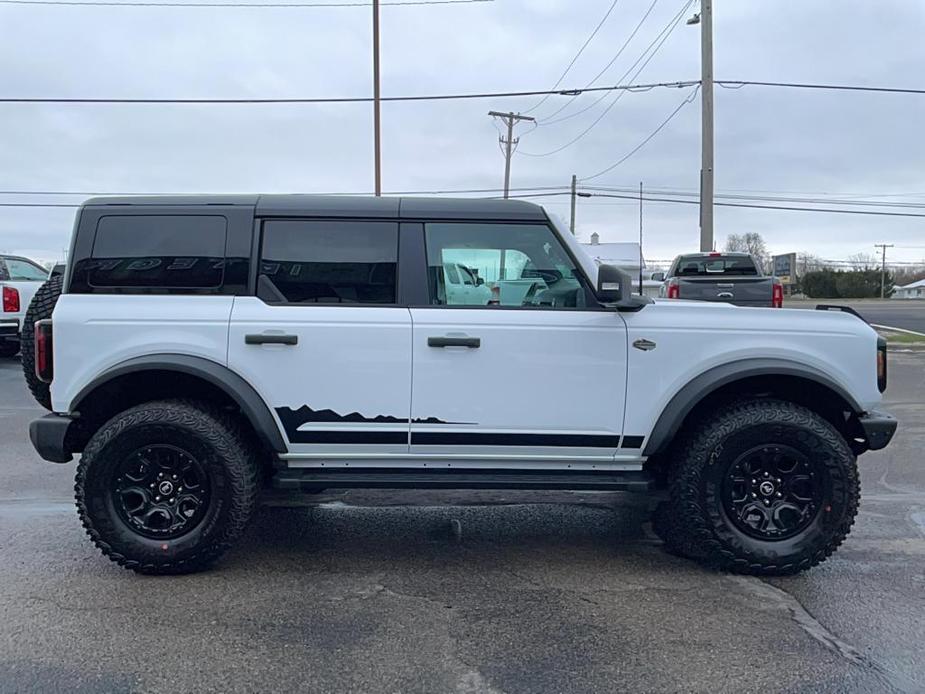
656 252 783 307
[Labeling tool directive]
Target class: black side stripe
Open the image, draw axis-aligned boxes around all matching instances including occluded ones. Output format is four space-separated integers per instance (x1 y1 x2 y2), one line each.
287 430 408 445
621 436 645 449
410 432 621 447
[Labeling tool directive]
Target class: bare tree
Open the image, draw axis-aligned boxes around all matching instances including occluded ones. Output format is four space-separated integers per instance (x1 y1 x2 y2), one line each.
847 252 877 271
797 253 829 274
725 232 770 272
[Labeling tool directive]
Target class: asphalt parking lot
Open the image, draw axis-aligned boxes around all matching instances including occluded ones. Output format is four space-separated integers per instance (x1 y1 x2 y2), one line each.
1 351 924 693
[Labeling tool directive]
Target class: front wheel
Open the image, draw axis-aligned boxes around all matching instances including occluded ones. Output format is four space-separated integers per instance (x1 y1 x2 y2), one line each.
76 400 258 574
653 400 860 575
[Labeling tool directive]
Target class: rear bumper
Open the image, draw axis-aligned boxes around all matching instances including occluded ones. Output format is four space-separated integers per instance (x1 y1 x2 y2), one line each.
0 319 20 339
29 413 75 463
859 409 897 451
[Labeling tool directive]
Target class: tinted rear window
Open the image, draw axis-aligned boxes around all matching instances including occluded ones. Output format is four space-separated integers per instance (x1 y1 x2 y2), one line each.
259 220 398 304
86 215 227 288
675 255 758 276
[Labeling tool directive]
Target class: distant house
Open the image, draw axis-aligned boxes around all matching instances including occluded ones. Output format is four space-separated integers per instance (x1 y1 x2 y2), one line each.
579 233 661 296
893 279 925 299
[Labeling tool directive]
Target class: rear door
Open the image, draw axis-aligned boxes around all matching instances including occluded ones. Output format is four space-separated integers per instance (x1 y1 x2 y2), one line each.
227 218 412 458
408 221 630 466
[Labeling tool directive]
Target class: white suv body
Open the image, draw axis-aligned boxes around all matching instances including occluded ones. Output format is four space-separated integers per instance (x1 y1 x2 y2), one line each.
27 196 895 575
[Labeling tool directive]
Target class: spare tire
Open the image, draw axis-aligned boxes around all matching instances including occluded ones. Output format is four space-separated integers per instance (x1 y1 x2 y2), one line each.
21 275 62 410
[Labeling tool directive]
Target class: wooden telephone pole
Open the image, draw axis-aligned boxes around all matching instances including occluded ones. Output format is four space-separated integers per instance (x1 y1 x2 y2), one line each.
488 111 535 198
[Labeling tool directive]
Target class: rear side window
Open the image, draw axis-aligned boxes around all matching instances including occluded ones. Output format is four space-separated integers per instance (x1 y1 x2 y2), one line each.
258 220 398 304
80 215 227 290
6 258 48 281
674 255 758 276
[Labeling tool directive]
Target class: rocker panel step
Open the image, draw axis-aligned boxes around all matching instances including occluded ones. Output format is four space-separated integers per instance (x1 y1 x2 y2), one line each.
272 468 654 492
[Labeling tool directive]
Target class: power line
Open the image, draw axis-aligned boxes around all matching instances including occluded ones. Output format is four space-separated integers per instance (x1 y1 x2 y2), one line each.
585 192 925 218
523 0 621 114
517 0 693 156
0 0 490 6
538 0 679 125
0 79 699 105
716 80 925 96
2 78 924 106
583 185 925 209
580 85 699 181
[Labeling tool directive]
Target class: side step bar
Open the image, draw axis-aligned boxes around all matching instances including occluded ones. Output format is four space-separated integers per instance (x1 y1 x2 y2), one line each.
272 468 654 492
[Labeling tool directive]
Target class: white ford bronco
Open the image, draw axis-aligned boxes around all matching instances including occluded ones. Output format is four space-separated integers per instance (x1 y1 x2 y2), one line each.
26 195 896 575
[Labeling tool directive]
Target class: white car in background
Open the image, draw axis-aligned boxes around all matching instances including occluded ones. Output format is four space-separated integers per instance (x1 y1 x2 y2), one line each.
0 254 48 358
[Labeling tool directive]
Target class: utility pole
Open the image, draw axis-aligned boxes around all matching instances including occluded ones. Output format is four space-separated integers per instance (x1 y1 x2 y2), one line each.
372 0 382 196
488 111 535 198
691 0 714 252
569 174 577 234
638 181 644 294
875 243 894 298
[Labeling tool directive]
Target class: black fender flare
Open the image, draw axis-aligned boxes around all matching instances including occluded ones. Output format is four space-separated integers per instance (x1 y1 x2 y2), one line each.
71 354 287 453
642 358 863 456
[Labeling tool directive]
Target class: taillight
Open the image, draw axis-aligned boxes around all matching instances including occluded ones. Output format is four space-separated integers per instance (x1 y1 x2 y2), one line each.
877 337 887 393
2 286 19 313
772 280 783 308
35 319 53 383
667 279 680 299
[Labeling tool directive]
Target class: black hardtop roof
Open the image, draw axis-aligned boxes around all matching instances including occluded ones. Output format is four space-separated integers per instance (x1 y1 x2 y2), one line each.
82 194 547 222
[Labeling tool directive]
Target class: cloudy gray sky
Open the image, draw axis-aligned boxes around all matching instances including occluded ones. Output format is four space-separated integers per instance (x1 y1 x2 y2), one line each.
1 0 923 265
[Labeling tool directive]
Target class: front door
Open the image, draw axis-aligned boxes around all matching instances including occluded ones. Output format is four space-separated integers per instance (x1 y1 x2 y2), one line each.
409 221 628 465
228 218 412 458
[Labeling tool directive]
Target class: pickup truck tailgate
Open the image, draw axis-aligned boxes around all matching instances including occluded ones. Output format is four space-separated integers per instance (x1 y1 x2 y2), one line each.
677 276 773 306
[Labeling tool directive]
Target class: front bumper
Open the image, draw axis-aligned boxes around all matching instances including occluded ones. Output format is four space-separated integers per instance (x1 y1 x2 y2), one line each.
859 409 897 451
29 413 75 463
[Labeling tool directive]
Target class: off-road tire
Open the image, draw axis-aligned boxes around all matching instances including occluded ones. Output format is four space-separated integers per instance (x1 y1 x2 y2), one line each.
21 275 62 410
0 341 19 358
653 399 860 575
76 400 258 575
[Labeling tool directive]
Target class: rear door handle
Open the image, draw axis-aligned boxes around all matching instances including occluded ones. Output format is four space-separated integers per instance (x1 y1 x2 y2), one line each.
716 292 734 298
245 333 298 346
428 336 480 348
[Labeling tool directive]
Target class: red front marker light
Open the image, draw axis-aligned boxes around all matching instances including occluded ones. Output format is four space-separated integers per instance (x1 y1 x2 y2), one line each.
35 319 53 383
2 286 19 313
772 279 784 308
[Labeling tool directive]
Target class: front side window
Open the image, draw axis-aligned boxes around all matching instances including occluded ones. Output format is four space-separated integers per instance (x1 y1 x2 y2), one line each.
425 223 589 308
6 258 48 281
84 215 227 289
259 220 398 304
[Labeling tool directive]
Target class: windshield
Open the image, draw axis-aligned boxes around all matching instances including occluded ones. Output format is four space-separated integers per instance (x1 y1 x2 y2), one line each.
675 255 759 276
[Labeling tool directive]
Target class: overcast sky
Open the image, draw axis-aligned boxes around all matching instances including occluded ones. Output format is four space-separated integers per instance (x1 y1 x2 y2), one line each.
1 0 923 266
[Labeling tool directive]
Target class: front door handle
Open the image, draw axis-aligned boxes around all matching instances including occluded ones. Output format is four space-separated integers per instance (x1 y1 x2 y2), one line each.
428 336 480 349
716 292 734 299
245 333 298 346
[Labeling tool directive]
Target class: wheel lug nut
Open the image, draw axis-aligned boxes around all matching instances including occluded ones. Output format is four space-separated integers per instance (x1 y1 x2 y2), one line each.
751 479 756 484
763 472 769 477
173 475 177 480
169 498 175 504
751 493 757 498
155 496 161 501
764 499 770 505
776 492 782 497
149 483 155 488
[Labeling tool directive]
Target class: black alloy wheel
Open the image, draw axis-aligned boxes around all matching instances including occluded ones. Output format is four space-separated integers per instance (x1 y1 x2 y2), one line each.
112 444 211 539
722 444 824 541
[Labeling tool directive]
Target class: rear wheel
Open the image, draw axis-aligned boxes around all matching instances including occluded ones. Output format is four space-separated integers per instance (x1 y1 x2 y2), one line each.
21 275 62 410
653 399 859 575
76 400 258 574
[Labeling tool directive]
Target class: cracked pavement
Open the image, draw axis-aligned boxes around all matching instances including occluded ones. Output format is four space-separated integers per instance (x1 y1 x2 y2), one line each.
1 353 923 693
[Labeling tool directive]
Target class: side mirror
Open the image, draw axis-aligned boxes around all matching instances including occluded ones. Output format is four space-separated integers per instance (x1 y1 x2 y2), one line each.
596 264 631 304
651 271 665 282
476 277 485 286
